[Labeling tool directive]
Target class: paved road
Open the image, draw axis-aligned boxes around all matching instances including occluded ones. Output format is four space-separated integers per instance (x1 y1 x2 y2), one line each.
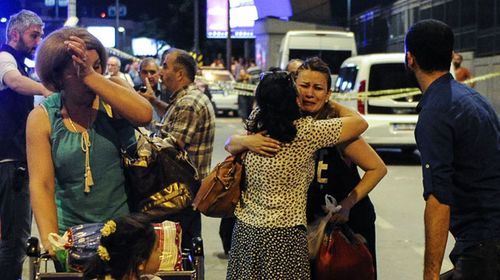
22 117 454 279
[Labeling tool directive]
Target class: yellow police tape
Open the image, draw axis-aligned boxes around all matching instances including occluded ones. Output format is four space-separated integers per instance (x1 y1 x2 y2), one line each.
335 71 500 101
199 71 500 100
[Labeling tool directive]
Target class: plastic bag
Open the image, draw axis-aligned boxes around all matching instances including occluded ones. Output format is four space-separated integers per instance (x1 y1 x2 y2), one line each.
48 231 69 271
48 223 104 272
307 194 342 259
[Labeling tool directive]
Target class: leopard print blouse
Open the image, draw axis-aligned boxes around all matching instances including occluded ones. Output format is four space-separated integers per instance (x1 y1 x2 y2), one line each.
235 116 342 228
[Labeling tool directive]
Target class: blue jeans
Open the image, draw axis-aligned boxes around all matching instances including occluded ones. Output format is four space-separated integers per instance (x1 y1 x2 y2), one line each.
448 237 500 280
0 162 32 280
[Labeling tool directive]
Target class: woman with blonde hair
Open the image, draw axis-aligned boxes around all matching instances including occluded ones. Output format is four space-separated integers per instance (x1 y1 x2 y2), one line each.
27 27 152 257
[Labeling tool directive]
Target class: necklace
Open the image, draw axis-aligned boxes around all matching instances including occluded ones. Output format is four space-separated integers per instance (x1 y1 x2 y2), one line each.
64 103 95 193
67 116 79 132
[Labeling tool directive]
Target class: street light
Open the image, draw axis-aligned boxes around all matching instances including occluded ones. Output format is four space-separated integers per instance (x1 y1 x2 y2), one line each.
118 26 126 51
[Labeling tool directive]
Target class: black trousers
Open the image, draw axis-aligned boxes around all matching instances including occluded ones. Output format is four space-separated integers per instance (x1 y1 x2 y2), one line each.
348 218 377 278
0 162 31 280
219 217 236 254
446 237 500 280
163 207 202 250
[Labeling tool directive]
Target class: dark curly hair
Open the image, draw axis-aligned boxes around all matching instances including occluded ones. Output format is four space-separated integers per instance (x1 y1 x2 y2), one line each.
246 71 302 143
83 213 156 280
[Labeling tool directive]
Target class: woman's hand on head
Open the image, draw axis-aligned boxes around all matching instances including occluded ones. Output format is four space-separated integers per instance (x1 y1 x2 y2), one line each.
245 131 281 157
64 36 94 78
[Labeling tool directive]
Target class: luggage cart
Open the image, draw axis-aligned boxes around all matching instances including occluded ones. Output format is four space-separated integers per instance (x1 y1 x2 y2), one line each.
26 236 204 280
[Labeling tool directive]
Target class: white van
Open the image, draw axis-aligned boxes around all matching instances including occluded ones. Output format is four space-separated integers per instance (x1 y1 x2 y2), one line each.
278 30 357 78
333 53 420 151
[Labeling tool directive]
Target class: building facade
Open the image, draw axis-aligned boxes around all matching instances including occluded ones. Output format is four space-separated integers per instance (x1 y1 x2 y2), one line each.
351 0 500 111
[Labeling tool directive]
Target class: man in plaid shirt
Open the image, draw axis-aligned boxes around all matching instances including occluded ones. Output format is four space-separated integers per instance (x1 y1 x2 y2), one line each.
156 48 216 249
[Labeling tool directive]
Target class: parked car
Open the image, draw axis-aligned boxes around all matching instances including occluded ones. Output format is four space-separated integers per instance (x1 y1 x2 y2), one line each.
333 53 420 152
196 68 239 116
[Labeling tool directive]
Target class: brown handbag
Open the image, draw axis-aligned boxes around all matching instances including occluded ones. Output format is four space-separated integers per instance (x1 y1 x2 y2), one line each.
192 152 246 218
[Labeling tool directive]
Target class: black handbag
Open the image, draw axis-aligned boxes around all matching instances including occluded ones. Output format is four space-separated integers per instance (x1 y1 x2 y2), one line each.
122 131 200 219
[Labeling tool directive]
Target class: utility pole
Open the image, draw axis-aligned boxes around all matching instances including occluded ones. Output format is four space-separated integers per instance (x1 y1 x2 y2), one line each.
55 0 59 19
63 0 79 27
115 0 120 49
226 0 232 71
193 0 200 54
347 0 351 30
68 0 76 18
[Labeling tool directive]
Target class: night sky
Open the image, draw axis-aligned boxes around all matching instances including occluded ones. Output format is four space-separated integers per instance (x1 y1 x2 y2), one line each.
0 0 397 58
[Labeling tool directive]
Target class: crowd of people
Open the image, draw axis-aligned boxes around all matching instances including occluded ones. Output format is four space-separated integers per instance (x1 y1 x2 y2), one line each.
0 8 499 280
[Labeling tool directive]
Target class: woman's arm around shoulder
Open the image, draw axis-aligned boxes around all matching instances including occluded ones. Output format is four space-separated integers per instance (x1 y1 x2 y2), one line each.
332 101 368 143
224 131 281 157
26 106 59 255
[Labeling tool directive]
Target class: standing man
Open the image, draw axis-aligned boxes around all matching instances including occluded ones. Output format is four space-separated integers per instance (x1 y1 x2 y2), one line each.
405 19 500 280
452 52 475 87
0 10 50 280
127 60 142 87
157 48 215 249
286 58 304 76
106 56 134 87
135 57 167 126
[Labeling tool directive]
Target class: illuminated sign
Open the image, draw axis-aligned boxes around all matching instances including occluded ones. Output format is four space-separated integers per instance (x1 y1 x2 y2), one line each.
206 0 258 39
132 37 159 56
87 26 115 48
